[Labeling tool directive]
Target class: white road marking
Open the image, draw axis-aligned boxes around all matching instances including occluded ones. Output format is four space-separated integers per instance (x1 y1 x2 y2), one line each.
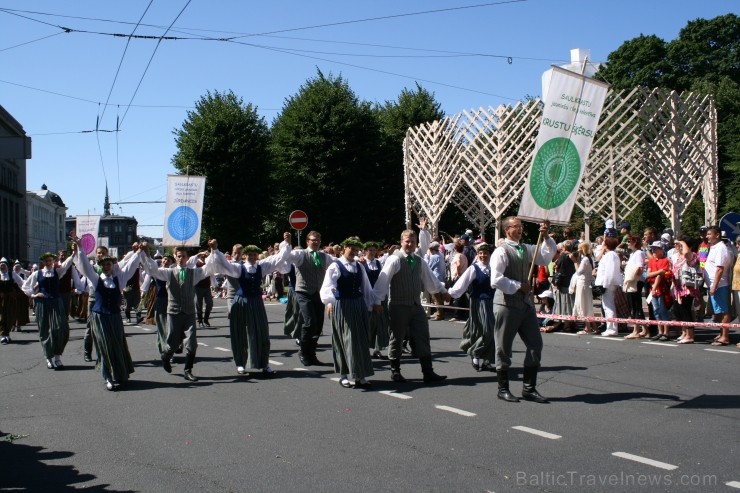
726 481 740 489
268 360 284 366
641 342 677 347
435 405 476 417
612 452 678 470
511 426 561 440
704 348 739 355
294 367 311 372
329 377 340 382
139 327 152 331
197 342 208 347
214 347 230 352
553 332 578 336
596 336 624 341
378 390 412 400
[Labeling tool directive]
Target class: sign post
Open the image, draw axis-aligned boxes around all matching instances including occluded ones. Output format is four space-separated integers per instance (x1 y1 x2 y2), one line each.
288 210 308 246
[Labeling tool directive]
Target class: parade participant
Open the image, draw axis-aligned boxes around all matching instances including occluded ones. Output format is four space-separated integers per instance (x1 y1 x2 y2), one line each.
361 241 389 359
122 261 142 324
194 251 214 328
82 246 111 362
282 264 303 345
490 217 556 403
210 233 291 376
703 226 732 345
372 228 450 384
284 231 334 366
224 244 243 316
423 241 446 321
22 248 76 369
11 261 30 332
72 235 143 390
56 250 75 321
152 255 174 357
0 258 24 344
140 241 219 382
320 238 377 388
448 243 496 372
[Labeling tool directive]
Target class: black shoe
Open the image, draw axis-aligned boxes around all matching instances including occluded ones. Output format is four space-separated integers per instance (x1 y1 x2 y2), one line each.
298 353 311 366
162 354 172 373
355 380 372 389
83 353 93 362
175 344 184 354
471 360 480 371
203 321 210 328
391 371 407 383
650 334 662 340
497 389 520 402
198 322 204 328
423 371 447 383
308 355 326 366
480 363 496 372
522 388 549 403
183 370 198 382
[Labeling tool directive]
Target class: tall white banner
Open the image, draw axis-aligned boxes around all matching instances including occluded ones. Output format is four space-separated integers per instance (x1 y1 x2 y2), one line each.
75 215 101 257
519 66 609 225
163 175 206 247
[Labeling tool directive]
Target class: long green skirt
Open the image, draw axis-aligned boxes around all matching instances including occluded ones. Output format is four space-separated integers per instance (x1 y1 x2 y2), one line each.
368 298 389 351
35 297 69 358
332 297 374 380
459 297 496 362
283 287 303 340
91 311 134 383
230 295 270 369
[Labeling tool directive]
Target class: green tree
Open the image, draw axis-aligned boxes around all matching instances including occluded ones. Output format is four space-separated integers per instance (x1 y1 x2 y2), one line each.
172 90 271 249
270 70 382 243
375 83 445 234
595 14 740 224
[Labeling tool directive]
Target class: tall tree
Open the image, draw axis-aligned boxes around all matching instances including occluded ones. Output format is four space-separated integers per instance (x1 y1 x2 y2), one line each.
270 70 382 243
172 90 271 249
375 83 445 235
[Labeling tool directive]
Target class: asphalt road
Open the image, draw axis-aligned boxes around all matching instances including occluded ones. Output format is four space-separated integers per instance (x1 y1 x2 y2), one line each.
1 298 739 492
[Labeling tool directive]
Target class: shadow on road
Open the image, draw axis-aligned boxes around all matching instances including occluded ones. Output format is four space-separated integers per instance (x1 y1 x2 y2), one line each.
669 394 740 410
548 392 681 404
1 432 134 492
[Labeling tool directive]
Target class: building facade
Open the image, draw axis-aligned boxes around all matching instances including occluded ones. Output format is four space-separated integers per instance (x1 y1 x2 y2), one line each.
27 184 67 262
0 105 30 263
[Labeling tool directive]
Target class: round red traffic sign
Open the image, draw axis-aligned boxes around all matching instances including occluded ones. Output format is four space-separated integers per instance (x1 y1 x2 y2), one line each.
289 210 308 231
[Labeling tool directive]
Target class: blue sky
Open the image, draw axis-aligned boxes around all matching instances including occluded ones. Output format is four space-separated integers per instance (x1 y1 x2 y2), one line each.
0 1 732 239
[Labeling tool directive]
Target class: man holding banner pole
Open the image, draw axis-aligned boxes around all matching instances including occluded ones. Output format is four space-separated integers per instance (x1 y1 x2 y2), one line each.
491 218 556 402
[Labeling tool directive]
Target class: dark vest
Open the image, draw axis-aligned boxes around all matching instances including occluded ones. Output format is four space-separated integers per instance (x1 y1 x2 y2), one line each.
493 242 531 308
155 278 168 300
235 264 262 298
92 276 121 315
125 268 141 293
37 268 60 299
295 250 328 294
165 268 196 315
335 261 363 300
57 265 73 294
470 263 494 300
361 259 381 287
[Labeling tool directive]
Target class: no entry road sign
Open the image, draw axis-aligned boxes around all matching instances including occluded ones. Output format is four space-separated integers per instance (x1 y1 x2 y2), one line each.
289 210 308 231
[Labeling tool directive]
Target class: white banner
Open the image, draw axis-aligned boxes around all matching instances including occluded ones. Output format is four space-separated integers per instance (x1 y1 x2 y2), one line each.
519 66 609 225
75 215 101 257
163 175 206 247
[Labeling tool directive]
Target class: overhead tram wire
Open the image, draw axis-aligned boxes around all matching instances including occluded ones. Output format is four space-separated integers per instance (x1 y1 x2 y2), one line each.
118 0 193 128
0 31 65 52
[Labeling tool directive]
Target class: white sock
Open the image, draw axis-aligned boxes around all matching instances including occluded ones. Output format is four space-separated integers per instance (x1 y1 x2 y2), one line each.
472 358 479 365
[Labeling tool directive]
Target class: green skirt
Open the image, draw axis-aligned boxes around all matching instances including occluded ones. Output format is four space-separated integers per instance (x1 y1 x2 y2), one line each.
91 311 134 383
459 297 495 361
283 287 303 339
230 295 270 369
34 297 69 358
332 297 374 380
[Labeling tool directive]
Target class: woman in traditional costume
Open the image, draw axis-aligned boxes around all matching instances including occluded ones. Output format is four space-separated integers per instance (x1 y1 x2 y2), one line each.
361 241 389 359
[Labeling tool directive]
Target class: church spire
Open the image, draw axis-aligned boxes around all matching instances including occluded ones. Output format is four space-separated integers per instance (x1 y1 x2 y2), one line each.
104 185 111 216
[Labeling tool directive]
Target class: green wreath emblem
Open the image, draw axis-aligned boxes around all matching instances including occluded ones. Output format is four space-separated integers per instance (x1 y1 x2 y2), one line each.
529 137 581 209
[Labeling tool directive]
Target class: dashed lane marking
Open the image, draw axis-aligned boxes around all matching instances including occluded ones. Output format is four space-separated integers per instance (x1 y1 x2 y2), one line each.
597 336 624 341
553 332 578 337
379 390 412 400
612 452 678 470
435 405 476 417
726 481 740 489
512 426 561 440
197 342 208 347
268 360 284 366
641 342 677 347
139 327 152 332
704 348 739 355
214 347 230 352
